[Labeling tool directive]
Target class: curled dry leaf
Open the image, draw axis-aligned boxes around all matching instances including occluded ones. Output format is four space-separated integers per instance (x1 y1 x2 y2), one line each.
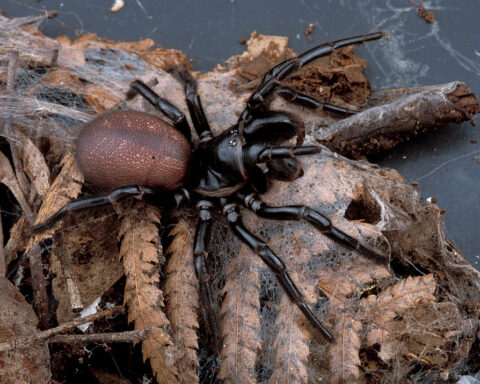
15 129 51 202
0 151 32 223
119 203 179 384
165 220 200 384
317 82 480 158
0 277 51 383
29 152 83 244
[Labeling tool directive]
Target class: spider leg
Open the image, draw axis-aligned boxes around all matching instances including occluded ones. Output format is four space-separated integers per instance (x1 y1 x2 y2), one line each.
235 189 386 262
32 187 190 233
171 68 214 141
221 199 334 342
32 186 154 232
238 32 383 127
127 80 192 142
275 86 359 115
193 200 221 354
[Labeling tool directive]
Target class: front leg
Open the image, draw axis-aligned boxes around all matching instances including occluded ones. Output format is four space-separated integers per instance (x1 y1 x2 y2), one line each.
237 32 384 127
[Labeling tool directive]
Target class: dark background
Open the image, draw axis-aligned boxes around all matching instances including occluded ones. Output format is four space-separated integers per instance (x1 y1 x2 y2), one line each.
3 0 479 269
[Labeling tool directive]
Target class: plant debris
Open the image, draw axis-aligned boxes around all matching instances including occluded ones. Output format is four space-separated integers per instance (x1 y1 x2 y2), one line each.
304 23 314 36
0 12 479 384
417 4 436 23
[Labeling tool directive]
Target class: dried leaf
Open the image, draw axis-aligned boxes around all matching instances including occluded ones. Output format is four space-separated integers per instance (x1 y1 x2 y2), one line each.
50 212 124 323
165 220 199 384
16 129 50 201
269 297 310 384
219 246 262 384
0 277 51 383
389 301 471 369
329 312 363 384
360 274 437 347
0 150 31 222
324 259 390 383
359 274 438 363
319 256 391 300
4 215 28 263
119 204 179 384
30 152 83 241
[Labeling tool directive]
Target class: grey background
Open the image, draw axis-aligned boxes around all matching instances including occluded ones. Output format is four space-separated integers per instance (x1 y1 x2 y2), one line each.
3 0 479 269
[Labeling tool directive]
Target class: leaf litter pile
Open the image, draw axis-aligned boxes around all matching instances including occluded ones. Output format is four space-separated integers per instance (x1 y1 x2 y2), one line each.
0 12 480 384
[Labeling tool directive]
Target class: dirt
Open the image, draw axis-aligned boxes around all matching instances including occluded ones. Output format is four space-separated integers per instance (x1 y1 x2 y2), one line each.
304 23 314 36
417 4 436 23
228 31 371 107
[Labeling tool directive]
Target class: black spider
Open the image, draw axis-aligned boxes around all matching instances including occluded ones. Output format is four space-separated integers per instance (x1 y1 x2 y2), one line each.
33 32 385 345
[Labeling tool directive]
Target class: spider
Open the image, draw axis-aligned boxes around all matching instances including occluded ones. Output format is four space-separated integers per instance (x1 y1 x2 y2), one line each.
33 32 385 345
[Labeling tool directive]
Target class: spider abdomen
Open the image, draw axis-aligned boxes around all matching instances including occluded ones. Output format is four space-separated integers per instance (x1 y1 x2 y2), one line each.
76 110 191 191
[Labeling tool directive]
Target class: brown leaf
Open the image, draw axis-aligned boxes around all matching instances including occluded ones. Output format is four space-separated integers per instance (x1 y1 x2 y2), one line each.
50 211 124 324
268 297 310 384
329 312 363 384
219 245 262 384
0 277 51 383
357 274 442 366
165 220 200 384
0 150 32 222
16 129 51 201
360 274 437 348
30 152 83 241
119 204 179 384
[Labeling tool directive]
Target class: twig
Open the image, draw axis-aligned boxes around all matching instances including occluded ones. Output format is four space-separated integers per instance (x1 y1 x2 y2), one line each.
49 329 151 344
0 305 125 352
0 208 4 277
28 243 50 329
54 233 84 312
6 10 58 29
4 50 33 223
315 82 480 158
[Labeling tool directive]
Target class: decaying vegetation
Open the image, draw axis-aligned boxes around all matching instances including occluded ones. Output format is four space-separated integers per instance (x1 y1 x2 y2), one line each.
0 11 479 383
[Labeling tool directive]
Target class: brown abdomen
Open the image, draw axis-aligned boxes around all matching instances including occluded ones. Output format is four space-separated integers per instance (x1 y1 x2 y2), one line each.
76 110 191 191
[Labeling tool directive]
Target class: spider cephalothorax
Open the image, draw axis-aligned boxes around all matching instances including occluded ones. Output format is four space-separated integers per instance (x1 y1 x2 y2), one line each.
33 32 386 346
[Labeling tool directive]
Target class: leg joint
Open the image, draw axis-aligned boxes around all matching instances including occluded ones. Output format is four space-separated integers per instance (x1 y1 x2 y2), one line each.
258 246 286 274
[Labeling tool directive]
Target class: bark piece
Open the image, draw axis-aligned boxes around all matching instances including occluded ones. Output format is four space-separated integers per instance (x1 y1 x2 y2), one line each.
316 82 480 157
